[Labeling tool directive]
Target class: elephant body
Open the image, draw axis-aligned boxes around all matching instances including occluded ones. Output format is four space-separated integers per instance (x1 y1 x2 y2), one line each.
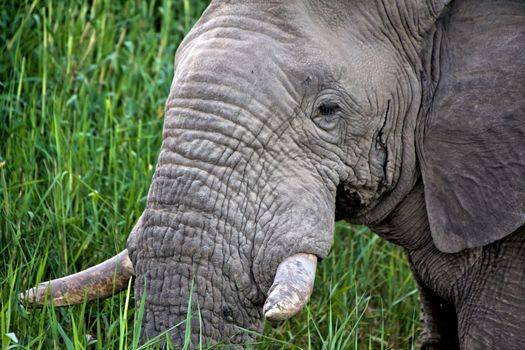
26 0 525 348
372 181 525 349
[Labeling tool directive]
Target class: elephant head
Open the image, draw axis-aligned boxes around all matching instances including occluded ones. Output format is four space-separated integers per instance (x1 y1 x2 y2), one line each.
21 0 525 347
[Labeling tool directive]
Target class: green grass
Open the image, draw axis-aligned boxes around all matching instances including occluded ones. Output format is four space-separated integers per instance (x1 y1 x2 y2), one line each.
1 1 419 348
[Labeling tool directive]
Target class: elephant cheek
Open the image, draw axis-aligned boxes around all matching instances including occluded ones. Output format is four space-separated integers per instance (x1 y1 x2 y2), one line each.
252 192 336 295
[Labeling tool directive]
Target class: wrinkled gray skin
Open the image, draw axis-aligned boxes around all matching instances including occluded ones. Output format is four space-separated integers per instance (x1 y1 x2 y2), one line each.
126 0 525 348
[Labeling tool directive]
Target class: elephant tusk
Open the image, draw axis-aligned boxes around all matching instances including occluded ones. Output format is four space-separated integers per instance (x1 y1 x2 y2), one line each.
19 249 135 306
263 253 317 321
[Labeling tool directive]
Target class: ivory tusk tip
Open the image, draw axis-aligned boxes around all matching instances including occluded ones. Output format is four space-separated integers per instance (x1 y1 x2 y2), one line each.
263 305 285 321
263 302 296 321
18 283 48 306
19 282 67 306
18 290 31 304
263 253 318 322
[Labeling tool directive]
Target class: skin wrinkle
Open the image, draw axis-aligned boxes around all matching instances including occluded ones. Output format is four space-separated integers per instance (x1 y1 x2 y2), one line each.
158 172 212 213
157 142 242 175
168 90 276 124
273 62 302 104
374 99 390 188
384 1 419 60
183 8 300 41
246 148 276 235
174 46 300 104
298 149 342 194
162 136 265 182
147 178 258 258
171 72 286 112
170 77 295 123
348 5 385 46
238 157 276 263
217 137 249 307
454 272 485 341
165 98 290 150
177 20 294 62
388 85 408 189
378 0 437 67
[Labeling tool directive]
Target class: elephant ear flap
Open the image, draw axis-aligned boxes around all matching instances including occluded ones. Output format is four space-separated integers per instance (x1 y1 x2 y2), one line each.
418 2 525 253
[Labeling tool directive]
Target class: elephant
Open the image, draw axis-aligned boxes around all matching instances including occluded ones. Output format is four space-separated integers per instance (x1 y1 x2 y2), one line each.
21 0 525 349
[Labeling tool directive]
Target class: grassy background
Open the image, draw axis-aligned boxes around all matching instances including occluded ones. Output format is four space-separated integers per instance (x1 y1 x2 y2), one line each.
0 0 419 348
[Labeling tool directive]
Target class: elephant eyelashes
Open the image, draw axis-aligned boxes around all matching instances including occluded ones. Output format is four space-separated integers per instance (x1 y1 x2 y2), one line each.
313 102 341 131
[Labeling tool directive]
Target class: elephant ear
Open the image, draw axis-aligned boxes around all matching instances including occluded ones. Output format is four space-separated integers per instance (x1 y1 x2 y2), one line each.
418 1 525 253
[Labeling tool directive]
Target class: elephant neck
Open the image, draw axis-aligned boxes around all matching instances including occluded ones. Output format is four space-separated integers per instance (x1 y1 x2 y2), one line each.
368 178 433 251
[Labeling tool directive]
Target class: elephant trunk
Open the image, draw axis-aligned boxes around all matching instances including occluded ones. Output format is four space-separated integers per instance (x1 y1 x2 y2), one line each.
128 217 263 345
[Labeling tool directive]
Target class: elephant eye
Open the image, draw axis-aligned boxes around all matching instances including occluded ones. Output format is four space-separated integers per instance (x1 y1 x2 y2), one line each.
318 102 340 116
313 102 341 131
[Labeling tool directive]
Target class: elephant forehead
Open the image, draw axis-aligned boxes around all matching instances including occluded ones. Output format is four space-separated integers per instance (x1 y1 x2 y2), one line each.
177 8 406 125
